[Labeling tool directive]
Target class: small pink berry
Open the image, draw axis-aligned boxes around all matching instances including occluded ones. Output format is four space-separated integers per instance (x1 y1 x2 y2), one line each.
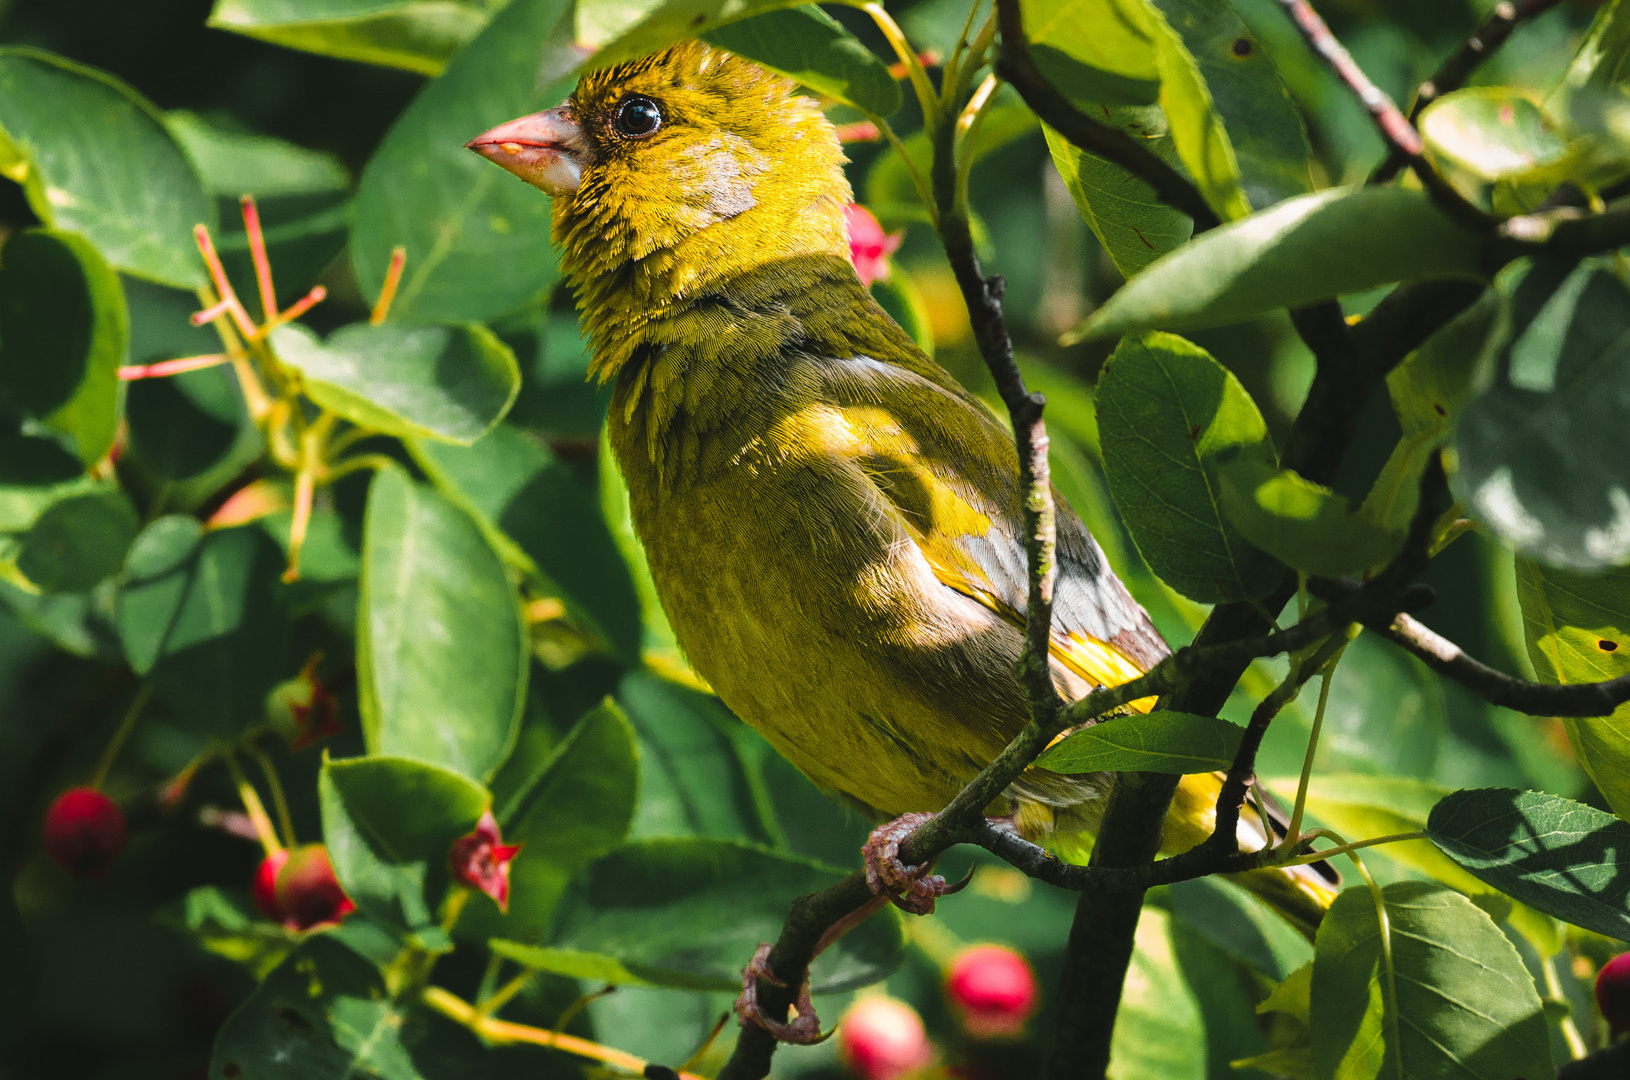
1596 951 1630 1037
844 204 903 288
43 787 126 878
945 944 1038 1040
449 810 523 912
837 995 933 1080
274 844 355 930
252 849 291 921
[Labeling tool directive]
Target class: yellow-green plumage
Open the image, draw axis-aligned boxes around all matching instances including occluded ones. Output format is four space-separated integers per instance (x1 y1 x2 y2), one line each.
524 41 1332 933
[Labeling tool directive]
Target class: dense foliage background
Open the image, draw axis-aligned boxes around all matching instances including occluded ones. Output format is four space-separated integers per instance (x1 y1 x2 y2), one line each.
3 0 1630 1078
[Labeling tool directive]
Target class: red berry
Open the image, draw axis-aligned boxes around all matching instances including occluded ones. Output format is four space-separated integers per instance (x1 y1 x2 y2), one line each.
837 996 933 1080
1597 951 1630 1036
252 849 291 921
42 787 126 878
449 810 523 912
274 844 355 931
945 944 1038 1040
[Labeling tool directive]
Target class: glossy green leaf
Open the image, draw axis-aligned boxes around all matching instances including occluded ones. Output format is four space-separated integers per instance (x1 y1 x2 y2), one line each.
117 524 291 735
411 424 642 660
1218 457 1403 579
554 837 903 993
1454 257 1630 570
1096 331 1282 602
206 0 490 76
1427 788 1630 940
1108 907 1206 1080
1035 710 1242 773
1312 881 1551 1080
165 110 350 198
350 0 570 323
15 490 139 594
1022 0 1160 109
1066 187 1485 342
0 48 213 287
457 700 637 938
273 322 519 445
701 5 899 117
1515 559 1630 820
319 755 489 932
1421 88 1570 187
0 230 126 464
1151 0 1311 209
358 466 526 782
1045 119 1193 279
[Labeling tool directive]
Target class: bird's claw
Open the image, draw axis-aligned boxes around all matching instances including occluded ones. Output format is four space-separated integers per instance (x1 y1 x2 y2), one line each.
862 812 970 915
734 943 832 1045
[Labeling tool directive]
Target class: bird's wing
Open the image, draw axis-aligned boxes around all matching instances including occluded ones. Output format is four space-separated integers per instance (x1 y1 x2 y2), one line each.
814 354 1169 702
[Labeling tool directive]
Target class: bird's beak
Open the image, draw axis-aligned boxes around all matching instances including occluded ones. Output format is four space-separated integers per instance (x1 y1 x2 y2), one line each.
465 106 589 196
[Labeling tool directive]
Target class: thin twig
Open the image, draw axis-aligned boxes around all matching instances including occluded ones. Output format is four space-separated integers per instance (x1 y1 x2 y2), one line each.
1373 0 1565 183
993 0 1220 230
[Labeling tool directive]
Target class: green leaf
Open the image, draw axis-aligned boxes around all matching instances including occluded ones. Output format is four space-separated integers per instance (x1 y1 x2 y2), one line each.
1035 710 1242 773
273 322 518 445
487 940 655 985
575 0 808 72
0 230 126 464
701 6 899 117
350 0 571 324
210 936 488 1080
1514 558 1630 820
1168 877 1310 981
1022 0 1161 109
206 0 490 76
15 490 139 594
1217 457 1403 579
358 466 526 782
171 885 294 979
1096 331 1282 602
554 837 903 993
1421 88 1571 193
1044 119 1193 279
1108 907 1206 1080
1150 0 1312 209
1426 788 1630 941
1065 187 1485 343
0 48 214 288
457 700 637 938
117 523 291 735
126 365 254 482
165 110 351 198
411 424 643 660
1312 881 1552 1080
320 755 489 932
867 102 1039 218
1454 257 1630 570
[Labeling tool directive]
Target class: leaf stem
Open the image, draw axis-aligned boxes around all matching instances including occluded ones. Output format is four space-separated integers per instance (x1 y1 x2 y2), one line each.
223 750 282 856
251 748 297 849
88 685 153 791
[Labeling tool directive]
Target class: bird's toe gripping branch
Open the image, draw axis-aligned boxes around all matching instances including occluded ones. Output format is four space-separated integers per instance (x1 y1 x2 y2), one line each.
734 943 831 1045
861 812 971 915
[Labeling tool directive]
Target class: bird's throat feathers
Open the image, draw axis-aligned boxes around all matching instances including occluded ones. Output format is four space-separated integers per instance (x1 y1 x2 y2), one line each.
551 42 855 383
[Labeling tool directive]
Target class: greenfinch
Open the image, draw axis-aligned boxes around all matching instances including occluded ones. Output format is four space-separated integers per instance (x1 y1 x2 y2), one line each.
468 42 1334 934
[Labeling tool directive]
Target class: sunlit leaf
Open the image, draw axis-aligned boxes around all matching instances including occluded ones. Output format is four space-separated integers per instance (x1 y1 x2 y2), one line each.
1217 457 1402 579
1036 710 1242 774
206 0 490 76
701 5 899 117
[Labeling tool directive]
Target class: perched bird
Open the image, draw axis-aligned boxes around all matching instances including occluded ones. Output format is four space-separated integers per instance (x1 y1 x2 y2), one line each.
468 38 1334 994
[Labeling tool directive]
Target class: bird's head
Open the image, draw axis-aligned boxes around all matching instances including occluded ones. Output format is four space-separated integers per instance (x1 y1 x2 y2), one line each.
467 41 853 306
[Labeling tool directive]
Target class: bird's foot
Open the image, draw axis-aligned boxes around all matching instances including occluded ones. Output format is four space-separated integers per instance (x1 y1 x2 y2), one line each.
733 943 831 1045
862 812 970 915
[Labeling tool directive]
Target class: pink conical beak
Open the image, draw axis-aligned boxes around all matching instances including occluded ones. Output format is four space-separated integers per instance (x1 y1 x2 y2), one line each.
466 107 589 196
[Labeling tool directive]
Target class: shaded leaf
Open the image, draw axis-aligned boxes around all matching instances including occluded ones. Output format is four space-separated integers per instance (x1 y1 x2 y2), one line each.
1035 710 1242 774
16 490 139 595
701 5 899 117
1066 187 1484 342
1426 787 1630 941
1108 907 1206 1080
359 466 526 781
126 365 252 481
1217 457 1403 579
165 110 351 198
0 229 126 464
1516 557 1630 819
273 322 519 446
1096 331 1282 602
1045 118 1193 279
0 48 213 287
350 0 571 323
1312 881 1552 1080
555 837 903 993
1168 876 1312 982
207 0 490 76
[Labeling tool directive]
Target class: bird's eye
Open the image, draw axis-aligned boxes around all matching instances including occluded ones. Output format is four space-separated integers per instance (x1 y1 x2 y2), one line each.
614 96 663 138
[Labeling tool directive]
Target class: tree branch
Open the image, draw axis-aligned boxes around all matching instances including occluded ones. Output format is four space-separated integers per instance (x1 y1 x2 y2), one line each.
992 0 1220 231
1373 0 1565 183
